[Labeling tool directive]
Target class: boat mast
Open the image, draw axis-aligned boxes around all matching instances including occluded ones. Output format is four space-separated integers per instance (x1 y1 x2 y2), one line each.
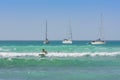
69 18 72 40
98 13 103 40
45 20 48 40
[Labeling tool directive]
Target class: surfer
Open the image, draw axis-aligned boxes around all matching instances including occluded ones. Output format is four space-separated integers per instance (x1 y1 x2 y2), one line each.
42 49 47 54
39 49 47 57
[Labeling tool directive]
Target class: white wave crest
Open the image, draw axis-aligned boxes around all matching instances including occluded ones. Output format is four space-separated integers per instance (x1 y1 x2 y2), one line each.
0 52 120 58
0 52 39 58
47 52 120 57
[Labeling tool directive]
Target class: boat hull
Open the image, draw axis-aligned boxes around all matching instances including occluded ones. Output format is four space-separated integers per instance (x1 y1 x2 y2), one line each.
91 41 105 45
43 39 49 44
62 40 72 44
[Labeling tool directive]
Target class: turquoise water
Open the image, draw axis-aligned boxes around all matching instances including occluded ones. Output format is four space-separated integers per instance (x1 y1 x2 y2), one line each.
0 41 120 80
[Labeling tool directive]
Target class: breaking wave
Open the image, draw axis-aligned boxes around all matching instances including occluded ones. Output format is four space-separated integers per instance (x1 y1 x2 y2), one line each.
0 52 120 58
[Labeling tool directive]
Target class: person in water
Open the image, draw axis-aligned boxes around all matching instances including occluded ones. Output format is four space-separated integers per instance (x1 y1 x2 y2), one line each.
39 49 47 57
42 49 47 54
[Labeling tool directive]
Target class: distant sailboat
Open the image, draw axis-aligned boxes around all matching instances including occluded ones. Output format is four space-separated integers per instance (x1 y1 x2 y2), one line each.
43 20 49 44
91 14 105 45
62 19 72 44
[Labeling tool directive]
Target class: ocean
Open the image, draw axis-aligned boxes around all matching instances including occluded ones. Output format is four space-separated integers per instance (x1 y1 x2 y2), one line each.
0 41 120 80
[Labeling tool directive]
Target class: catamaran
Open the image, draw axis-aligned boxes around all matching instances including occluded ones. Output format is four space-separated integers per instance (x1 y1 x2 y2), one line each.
91 14 105 45
62 19 72 44
43 20 49 44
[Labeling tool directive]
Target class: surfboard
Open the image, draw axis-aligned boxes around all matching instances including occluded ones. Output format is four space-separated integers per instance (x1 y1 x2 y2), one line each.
39 53 46 57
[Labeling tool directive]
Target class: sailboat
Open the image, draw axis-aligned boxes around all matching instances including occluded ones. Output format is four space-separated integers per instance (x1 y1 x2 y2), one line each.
62 19 72 44
91 14 105 45
43 20 49 44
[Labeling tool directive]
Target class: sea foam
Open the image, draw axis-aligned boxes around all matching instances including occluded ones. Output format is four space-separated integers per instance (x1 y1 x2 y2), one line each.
0 52 120 58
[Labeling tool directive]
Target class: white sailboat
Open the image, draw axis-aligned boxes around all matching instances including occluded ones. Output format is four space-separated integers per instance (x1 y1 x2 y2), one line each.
91 14 105 45
43 20 49 44
62 20 72 44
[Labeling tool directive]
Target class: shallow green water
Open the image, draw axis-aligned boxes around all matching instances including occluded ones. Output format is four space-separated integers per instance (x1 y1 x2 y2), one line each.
0 41 120 80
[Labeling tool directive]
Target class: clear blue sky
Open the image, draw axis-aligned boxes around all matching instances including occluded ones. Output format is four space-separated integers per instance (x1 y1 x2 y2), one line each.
0 0 120 40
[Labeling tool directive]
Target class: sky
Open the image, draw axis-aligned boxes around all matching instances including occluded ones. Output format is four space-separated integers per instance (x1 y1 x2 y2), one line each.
0 0 120 40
